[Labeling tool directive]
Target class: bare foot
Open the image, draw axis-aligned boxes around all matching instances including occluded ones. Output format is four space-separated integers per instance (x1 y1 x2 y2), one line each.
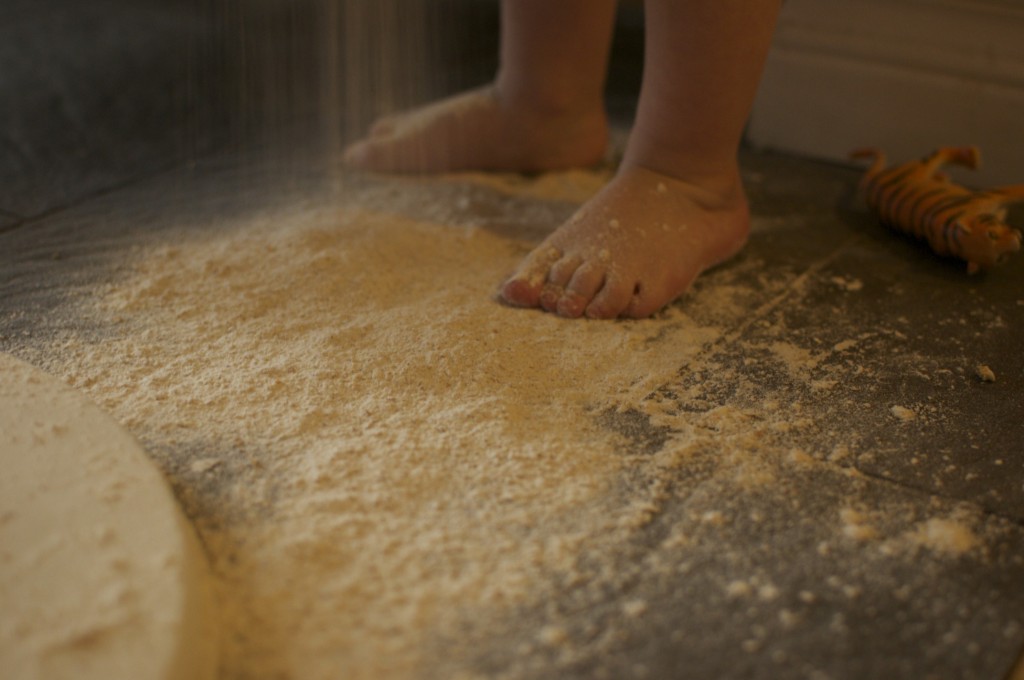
343 86 608 174
499 165 750 319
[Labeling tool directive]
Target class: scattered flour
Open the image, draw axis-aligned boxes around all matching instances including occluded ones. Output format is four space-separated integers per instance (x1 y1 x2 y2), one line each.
43 174 728 679
767 341 821 380
975 364 996 383
839 508 879 543
905 516 982 557
28 167 1004 679
829 276 863 292
890 405 917 422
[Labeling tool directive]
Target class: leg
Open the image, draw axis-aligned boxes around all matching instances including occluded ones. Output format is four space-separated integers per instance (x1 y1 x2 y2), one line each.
992 185 1024 200
500 0 782 318
921 146 981 179
343 1 617 173
974 184 1024 217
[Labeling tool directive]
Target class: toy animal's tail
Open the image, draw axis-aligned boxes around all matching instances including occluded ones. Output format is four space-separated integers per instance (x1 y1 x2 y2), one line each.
974 184 1024 214
990 184 1024 202
849 148 887 191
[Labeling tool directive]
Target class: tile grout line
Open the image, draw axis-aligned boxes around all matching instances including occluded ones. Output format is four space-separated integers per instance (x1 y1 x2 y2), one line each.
0 208 25 235
835 462 1024 528
0 156 200 238
711 232 865 352
654 231 864 394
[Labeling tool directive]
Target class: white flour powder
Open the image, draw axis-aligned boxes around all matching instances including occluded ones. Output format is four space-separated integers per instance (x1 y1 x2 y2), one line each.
46 171 730 678
37 168 998 679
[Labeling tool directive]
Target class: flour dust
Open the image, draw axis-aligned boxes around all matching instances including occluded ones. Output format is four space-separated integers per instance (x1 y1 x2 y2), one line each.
38 167 1007 679
43 170 725 678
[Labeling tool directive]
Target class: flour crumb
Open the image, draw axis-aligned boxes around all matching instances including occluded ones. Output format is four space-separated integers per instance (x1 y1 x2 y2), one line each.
798 590 816 604
757 584 780 602
830 276 863 292
700 510 726 526
190 458 222 474
833 339 858 353
839 508 878 542
741 639 762 653
827 445 851 463
537 625 568 647
778 609 800 629
623 599 648 618
842 585 862 600
975 364 996 383
890 405 916 422
725 580 753 599
907 517 981 556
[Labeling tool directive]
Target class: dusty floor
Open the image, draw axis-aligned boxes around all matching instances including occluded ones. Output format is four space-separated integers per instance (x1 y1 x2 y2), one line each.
3 1 1024 678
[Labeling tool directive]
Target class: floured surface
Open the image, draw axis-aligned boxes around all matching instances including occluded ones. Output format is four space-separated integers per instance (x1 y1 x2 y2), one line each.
37 169 725 678
2 154 1022 679
0 353 216 680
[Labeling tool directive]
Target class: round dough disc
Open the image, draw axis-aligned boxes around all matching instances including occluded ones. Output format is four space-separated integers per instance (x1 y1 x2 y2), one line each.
0 353 217 680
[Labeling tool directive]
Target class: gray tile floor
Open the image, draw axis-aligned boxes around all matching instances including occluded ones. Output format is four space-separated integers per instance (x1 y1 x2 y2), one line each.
3 1 1023 678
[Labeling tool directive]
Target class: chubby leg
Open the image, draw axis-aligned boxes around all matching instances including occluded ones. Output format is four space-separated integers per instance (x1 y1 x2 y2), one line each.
343 1 617 173
501 0 782 318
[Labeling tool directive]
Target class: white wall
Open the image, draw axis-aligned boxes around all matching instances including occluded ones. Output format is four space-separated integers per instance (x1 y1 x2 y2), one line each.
748 0 1024 185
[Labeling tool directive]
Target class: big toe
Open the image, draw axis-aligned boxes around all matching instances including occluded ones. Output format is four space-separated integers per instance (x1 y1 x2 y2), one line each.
342 140 373 168
342 137 420 173
500 276 544 308
499 246 562 308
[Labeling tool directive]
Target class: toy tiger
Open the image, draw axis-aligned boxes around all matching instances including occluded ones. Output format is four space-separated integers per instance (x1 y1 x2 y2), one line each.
850 146 1022 273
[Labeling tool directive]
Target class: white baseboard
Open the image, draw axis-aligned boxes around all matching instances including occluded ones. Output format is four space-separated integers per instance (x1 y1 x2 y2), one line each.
748 0 1024 186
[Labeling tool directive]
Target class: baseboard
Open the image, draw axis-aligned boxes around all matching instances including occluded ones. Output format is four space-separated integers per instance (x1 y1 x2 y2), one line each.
748 0 1024 186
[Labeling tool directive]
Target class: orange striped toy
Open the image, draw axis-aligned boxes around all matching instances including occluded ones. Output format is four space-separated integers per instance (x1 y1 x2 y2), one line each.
850 146 1022 273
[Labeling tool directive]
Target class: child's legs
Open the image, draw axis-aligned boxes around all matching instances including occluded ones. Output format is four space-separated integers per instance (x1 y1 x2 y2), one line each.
497 0 617 114
500 0 782 318
343 0 617 173
626 0 781 185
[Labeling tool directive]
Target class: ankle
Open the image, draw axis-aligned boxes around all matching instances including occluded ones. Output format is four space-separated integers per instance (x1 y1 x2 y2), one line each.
619 158 747 214
493 73 606 120
620 129 748 208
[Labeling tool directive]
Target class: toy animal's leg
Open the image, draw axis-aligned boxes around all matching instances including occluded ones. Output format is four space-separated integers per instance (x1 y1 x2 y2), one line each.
922 146 981 179
992 184 1024 201
849 148 887 191
971 185 1024 216
850 148 885 170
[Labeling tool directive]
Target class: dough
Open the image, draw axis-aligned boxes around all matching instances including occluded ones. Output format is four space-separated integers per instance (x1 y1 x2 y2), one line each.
0 353 217 680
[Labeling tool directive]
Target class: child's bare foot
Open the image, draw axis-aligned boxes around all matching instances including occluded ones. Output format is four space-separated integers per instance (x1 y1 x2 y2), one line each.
499 165 750 319
343 86 608 174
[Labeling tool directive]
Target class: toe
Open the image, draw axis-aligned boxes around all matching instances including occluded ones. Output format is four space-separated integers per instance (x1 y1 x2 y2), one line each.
500 277 542 308
540 255 582 314
342 140 371 168
370 115 401 138
539 284 563 313
556 262 604 318
623 284 664 319
343 138 407 171
499 246 562 308
547 255 583 288
585 275 635 319
346 138 431 173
